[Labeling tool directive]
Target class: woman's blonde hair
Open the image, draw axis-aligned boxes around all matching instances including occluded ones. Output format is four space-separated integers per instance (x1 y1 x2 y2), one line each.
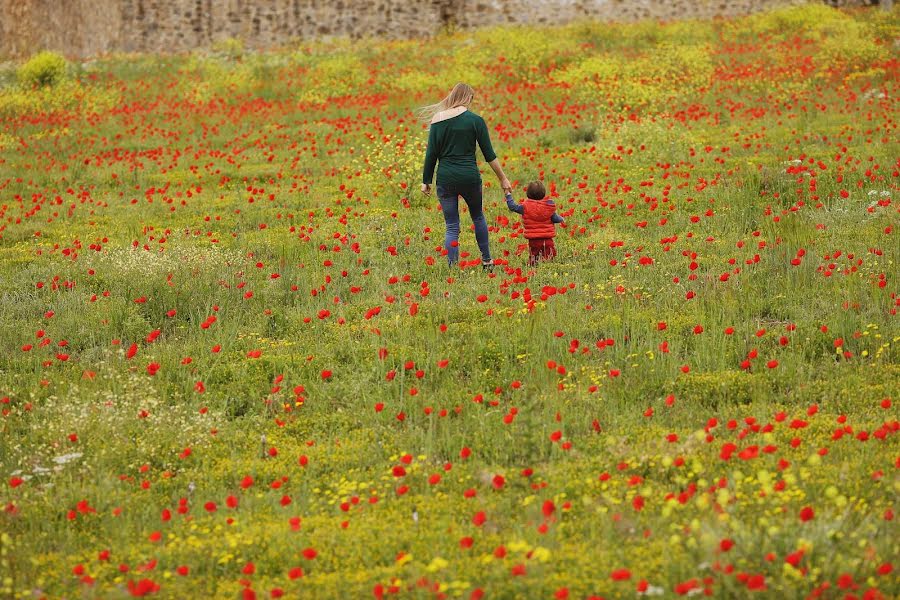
416 83 475 122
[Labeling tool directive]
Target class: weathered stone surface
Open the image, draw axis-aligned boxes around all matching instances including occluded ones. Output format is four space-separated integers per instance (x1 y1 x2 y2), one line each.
0 0 882 59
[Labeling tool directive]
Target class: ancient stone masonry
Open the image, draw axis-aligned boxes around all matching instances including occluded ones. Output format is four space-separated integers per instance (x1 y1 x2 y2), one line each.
0 0 886 59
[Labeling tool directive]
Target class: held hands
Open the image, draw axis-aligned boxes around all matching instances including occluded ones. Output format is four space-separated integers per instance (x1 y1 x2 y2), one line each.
500 177 512 195
421 183 431 195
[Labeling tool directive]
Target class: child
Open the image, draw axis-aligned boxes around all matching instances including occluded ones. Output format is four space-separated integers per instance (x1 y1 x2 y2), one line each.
505 180 564 265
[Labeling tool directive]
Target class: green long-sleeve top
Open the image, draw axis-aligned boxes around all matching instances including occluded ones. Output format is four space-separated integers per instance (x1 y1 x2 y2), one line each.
422 110 497 187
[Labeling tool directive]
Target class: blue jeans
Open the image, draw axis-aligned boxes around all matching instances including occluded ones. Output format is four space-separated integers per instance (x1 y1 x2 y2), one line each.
436 182 491 265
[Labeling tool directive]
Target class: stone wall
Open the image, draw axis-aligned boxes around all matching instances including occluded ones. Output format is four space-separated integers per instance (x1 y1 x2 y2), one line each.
0 0 882 59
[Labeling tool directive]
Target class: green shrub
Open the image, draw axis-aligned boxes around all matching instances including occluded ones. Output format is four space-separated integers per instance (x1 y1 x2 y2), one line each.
211 36 245 60
817 21 890 79
554 42 713 111
17 50 68 88
675 370 760 409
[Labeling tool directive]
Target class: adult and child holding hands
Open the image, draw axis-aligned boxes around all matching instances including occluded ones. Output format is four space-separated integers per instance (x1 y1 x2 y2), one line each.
419 83 564 270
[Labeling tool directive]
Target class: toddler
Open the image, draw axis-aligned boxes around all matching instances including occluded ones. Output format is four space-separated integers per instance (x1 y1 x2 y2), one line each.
505 180 564 265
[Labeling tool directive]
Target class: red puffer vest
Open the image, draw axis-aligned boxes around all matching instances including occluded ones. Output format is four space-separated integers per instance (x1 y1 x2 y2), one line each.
522 199 557 239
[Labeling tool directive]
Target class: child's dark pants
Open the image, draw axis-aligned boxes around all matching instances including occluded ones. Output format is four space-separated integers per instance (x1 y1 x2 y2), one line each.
528 238 556 265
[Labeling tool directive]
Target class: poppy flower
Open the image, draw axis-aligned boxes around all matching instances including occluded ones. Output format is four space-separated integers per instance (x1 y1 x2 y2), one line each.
674 579 699 595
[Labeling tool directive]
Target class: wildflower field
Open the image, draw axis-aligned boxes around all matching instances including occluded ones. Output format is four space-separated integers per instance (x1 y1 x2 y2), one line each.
1 5 898 599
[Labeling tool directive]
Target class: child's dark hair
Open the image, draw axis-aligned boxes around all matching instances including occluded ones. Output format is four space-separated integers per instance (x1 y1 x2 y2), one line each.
526 180 546 200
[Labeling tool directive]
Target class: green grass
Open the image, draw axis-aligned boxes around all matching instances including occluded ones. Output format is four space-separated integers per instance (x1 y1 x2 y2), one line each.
1 5 898 599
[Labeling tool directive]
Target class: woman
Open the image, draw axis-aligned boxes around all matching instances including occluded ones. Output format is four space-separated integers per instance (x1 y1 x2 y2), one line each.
420 83 511 269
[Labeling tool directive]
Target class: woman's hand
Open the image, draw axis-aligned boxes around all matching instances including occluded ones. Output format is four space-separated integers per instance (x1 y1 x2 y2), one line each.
421 183 431 195
488 160 511 194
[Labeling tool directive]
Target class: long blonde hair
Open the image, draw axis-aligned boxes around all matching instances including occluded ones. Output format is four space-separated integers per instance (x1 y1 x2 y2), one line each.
417 83 475 122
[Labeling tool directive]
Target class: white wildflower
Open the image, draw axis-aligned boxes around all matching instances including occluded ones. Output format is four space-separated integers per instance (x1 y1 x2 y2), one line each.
52 452 83 465
637 584 664 596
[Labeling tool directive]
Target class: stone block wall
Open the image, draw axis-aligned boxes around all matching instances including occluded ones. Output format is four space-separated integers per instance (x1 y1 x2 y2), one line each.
0 0 883 59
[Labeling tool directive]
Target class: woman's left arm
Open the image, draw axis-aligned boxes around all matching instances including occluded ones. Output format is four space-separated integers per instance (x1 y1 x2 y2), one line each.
476 118 511 193
488 159 511 194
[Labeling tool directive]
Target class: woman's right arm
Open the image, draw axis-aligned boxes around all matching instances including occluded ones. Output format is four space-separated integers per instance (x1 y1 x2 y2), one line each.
422 125 438 194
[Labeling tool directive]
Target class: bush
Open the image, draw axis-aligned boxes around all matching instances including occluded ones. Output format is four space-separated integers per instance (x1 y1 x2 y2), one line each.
817 21 890 79
732 4 851 41
298 53 370 103
675 370 760 409
554 42 713 111
211 36 245 60
17 50 68 88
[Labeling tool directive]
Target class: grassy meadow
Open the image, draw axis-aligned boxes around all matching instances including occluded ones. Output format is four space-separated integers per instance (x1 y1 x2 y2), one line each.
0 5 898 599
